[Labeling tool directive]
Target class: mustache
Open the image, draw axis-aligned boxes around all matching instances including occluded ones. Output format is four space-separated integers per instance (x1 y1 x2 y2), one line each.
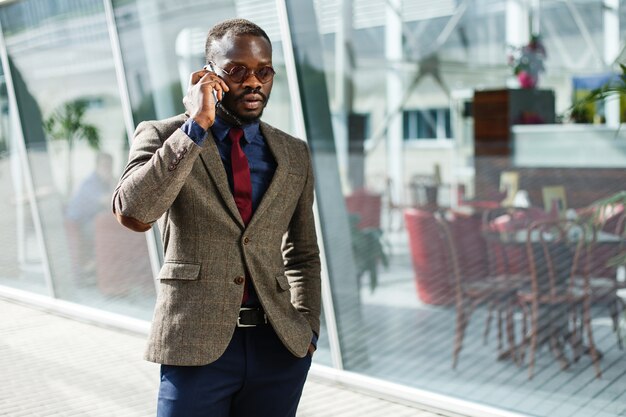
233 88 268 103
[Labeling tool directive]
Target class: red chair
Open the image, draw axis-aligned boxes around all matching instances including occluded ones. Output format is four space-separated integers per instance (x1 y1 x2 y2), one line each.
345 189 382 229
434 210 525 369
518 219 602 379
404 209 452 305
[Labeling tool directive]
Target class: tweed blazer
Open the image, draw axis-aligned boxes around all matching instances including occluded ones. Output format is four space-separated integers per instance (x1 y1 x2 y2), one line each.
112 113 321 366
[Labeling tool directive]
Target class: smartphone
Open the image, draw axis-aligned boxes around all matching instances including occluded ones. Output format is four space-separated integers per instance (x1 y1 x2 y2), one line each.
202 64 242 125
202 64 222 104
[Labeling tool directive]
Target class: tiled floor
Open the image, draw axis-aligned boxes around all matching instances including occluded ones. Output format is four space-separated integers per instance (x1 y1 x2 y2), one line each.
0 298 447 417
318 225 626 417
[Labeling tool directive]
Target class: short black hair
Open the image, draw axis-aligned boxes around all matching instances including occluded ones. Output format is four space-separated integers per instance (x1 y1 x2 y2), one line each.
205 18 272 64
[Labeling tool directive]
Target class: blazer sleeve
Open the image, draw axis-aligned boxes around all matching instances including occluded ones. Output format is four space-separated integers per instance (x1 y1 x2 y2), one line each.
112 120 201 228
282 142 322 336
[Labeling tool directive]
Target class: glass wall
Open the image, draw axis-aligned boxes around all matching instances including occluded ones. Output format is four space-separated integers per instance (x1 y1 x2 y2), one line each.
110 0 332 366
0 0 156 319
0 46 47 294
112 0 296 133
0 0 625 416
0 0 333 365
289 0 626 416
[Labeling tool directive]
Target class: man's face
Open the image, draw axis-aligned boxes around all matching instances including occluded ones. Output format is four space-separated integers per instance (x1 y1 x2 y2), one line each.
211 33 273 124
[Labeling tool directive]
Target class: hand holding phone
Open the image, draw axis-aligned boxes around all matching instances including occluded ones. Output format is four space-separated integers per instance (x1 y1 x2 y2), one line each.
202 64 243 126
202 64 221 104
183 65 229 129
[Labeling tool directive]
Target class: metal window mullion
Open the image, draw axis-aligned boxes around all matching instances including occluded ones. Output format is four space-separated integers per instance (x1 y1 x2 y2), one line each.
275 0 344 371
103 0 162 283
0 20 56 298
436 108 445 139
103 0 137 150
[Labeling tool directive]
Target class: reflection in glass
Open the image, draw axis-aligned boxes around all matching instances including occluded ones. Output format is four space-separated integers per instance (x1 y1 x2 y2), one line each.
64 151 113 280
0 61 46 294
0 0 155 319
297 0 626 415
112 0 295 134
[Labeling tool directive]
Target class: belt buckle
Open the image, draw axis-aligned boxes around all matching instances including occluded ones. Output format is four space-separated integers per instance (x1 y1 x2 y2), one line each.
237 307 267 328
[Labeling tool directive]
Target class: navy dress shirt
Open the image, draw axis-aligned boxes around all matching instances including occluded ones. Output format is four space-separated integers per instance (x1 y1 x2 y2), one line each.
181 116 277 216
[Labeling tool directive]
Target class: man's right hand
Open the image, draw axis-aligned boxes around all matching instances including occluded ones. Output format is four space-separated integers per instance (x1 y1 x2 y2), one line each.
182 69 230 130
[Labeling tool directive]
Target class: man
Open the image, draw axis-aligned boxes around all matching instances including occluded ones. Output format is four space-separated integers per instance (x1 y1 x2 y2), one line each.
66 152 114 281
112 18 321 417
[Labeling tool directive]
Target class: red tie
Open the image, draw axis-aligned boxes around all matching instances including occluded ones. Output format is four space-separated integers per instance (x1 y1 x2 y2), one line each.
228 128 253 224
228 127 252 303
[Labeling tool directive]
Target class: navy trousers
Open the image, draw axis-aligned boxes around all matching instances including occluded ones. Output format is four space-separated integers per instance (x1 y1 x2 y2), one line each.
157 324 312 417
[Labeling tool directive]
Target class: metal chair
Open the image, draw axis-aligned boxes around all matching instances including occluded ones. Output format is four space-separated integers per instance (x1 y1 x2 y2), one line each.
435 210 525 369
517 219 602 379
480 207 534 361
582 213 626 350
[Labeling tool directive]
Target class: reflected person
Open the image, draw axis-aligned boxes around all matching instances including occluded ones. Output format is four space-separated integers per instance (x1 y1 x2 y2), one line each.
65 152 114 281
112 19 321 417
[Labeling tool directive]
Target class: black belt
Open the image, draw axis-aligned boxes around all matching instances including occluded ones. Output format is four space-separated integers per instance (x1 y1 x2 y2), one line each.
237 307 267 327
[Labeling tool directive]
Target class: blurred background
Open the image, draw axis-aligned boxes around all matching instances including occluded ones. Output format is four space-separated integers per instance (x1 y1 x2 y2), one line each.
0 1 625 416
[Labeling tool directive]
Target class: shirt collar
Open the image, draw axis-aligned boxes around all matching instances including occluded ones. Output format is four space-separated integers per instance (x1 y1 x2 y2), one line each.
211 115 261 145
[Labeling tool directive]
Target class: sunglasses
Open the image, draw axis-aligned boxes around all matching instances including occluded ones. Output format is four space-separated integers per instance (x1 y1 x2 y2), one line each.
209 61 276 84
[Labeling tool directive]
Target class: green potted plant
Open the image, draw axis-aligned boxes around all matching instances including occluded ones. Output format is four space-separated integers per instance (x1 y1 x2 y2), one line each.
569 64 626 341
349 213 389 293
570 64 626 269
569 63 626 127
43 98 100 198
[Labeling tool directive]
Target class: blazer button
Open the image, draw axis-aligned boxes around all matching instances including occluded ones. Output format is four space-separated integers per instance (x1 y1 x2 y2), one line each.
168 165 176 171
234 276 245 285
243 237 250 245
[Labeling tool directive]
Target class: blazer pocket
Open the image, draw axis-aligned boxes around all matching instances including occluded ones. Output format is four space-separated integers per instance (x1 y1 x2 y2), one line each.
276 274 291 291
158 262 201 280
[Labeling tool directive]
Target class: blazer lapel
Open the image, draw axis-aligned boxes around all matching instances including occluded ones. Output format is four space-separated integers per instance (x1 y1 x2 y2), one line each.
198 129 245 228
247 122 289 228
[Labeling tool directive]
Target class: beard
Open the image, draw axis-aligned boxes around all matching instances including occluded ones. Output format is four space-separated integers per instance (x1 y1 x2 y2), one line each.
220 88 270 125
